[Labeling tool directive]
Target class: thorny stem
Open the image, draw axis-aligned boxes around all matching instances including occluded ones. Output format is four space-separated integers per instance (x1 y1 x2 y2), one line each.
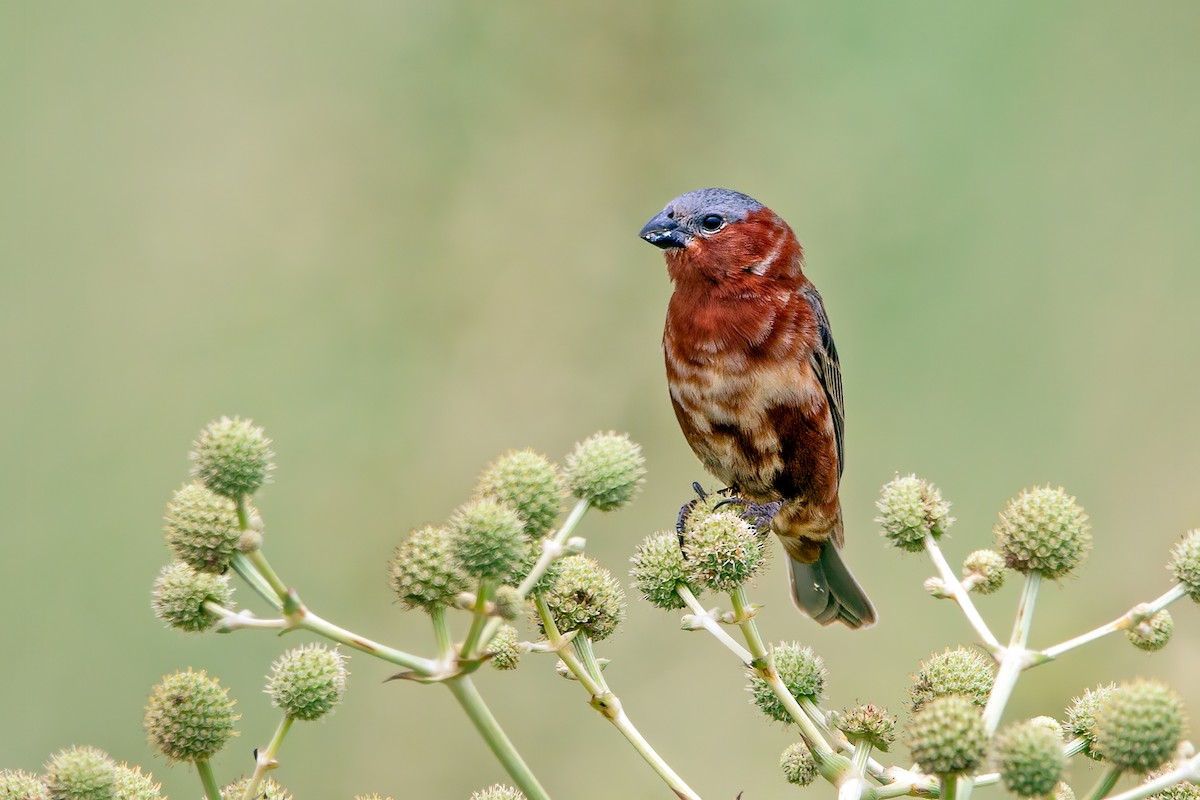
195 758 221 800
1104 753 1200 800
240 714 294 800
923 534 1002 653
446 676 553 800
1039 583 1187 660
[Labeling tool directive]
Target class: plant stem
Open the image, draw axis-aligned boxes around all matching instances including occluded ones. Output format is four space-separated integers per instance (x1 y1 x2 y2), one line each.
1086 767 1123 800
298 608 439 676
942 775 958 800
430 605 454 661
230 552 283 611
675 585 754 664
195 758 221 800
982 571 1041 734
1104 754 1200 800
203 601 287 632
460 578 496 660
1040 583 1186 660
923 535 1002 653
240 715 294 800
446 676 553 800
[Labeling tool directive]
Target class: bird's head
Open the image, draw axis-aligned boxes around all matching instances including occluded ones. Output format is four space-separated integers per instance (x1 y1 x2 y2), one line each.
638 188 803 286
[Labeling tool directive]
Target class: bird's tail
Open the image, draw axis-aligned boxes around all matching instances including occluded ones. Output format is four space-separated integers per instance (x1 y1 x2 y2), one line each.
788 543 877 629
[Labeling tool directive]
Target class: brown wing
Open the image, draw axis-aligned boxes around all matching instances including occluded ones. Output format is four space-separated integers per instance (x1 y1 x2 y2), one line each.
802 286 845 481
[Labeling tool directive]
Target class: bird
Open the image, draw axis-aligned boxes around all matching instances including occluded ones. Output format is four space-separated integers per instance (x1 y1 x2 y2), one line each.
639 187 876 629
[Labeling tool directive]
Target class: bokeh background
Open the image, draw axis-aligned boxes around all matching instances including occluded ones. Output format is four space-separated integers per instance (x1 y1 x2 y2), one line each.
3 3 1198 798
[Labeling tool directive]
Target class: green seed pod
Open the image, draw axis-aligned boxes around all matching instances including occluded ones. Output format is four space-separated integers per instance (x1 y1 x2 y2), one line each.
151 562 233 633
267 644 348 722
449 499 529 583
218 777 292 800
535 555 626 641
44 746 116 800
994 486 1091 579
144 669 238 763
749 642 827 723
1065 683 1117 761
909 647 995 714
475 450 563 539
190 417 274 499
163 483 241 574
835 704 897 752
470 786 526 800
683 512 764 592
1092 679 1185 772
779 742 818 786
876 475 954 552
0 770 48 800
1168 530 1200 602
907 695 988 776
1127 609 1174 652
630 531 699 610
1146 767 1200 800
995 718 1067 798
488 624 522 671
563 432 646 511
111 765 161 800
389 525 468 611
962 549 1007 595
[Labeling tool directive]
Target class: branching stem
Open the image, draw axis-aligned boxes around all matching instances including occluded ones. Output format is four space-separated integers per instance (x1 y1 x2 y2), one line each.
1040 583 1186 660
923 534 1002 652
240 714 293 800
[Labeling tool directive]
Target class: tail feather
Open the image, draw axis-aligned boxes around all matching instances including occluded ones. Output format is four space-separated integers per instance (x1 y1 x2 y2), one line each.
788 544 877 629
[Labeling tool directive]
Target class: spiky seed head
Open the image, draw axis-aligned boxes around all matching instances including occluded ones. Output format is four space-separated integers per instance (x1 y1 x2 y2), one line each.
190 417 273 499
44 746 116 800
535 555 626 641
218 777 292 800
994 486 1091 578
1054 782 1077 800
474 450 563 539
963 549 1007 594
779 742 818 786
1146 767 1200 800
144 669 238 763
389 525 468 611
876 475 954 552
907 695 988 776
1168 530 1200 602
563 432 646 511
1092 679 1186 772
749 642 827 723
111 765 161 800
266 644 348 722
0 770 48 800
449 498 529 583
630 531 699 610
488 624 522 670
492 585 524 620
683 512 765 592
1066 683 1117 761
835 704 898 752
1127 609 1174 652
470 786 526 800
151 562 233 633
909 647 995 714
1028 715 1065 740
163 483 241 574
995 719 1067 798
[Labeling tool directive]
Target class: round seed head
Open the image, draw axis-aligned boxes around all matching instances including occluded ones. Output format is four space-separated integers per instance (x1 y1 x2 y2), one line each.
111 764 161 800
0 770 48 800
1028 716 1065 740
1066 683 1117 761
1168 530 1200 602
488 624 522 671
909 647 995 714
144 669 238 763
995 718 1067 798
44 746 116 800
492 585 524 621
218 777 292 800
1146 767 1200 800
683 512 764 592
963 549 1007 595
835 704 898 752
1127 609 1174 652
267 644 348 722
470 786 526 800
779 742 818 786
630 531 699 610
449 499 529 583
907 695 988 776
563 432 646 511
474 450 563 538
876 475 954 552
994 486 1091 579
1054 782 1077 800
152 562 233 633
190 417 273 499
535 555 626 641
1092 679 1185 772
389 525 468 611
163 483 241 574
749 642 827 722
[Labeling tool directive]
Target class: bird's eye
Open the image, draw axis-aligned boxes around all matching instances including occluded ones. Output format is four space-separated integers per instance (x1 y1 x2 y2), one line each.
700 214 724 232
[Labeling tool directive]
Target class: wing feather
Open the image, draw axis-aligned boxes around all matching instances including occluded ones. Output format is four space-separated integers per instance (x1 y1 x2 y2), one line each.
802 286 845 480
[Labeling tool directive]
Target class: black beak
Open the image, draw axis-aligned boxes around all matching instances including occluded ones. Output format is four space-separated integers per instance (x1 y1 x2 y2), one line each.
639 211 689 250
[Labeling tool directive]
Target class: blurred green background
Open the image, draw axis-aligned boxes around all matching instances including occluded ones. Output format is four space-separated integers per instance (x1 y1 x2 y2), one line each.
3 2 1198 798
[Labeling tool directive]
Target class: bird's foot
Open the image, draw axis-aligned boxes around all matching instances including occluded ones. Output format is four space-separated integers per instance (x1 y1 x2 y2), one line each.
676 484 779 551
